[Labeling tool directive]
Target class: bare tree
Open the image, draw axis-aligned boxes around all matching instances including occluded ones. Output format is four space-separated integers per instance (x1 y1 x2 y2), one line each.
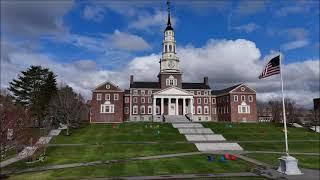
47 85 86 136
0 90 33 159
267 97 298 124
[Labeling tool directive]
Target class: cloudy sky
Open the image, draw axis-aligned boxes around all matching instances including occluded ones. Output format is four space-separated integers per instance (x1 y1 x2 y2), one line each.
1 0 319 108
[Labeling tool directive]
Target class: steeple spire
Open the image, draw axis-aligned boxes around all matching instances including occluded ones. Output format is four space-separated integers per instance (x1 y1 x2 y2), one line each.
165 0 173 31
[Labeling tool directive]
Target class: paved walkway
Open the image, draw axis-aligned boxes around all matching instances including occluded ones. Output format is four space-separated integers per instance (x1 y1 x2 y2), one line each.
0 128 64 168
172 121 243 151
85 172 258 180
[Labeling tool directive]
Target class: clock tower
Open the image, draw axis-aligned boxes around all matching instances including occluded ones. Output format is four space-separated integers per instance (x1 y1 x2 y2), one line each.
159 1 182 89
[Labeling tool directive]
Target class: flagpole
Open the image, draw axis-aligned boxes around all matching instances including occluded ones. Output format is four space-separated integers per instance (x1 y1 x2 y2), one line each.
279 52 289 156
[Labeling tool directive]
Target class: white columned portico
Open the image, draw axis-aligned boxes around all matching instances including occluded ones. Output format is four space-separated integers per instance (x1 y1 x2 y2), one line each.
161 98 164 115
183 98 186 115
175 98 179 115
168 98 171 115
153 98 156 116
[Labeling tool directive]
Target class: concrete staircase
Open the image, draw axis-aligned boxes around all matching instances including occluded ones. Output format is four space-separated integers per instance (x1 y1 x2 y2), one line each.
164 115 190 123
172 122 243 152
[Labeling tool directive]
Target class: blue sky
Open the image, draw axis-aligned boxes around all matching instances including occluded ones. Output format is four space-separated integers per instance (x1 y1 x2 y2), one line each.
1 0 319 107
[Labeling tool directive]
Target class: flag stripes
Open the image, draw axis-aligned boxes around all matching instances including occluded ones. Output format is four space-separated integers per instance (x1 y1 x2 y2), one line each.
259 55 280 79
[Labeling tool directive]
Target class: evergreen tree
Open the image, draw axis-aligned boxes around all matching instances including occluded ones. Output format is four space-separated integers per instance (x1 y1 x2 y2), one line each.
8 66 57 126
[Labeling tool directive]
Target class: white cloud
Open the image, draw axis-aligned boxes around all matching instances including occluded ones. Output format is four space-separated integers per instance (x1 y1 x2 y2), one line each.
235 0 267 16
129 11 176 32
275 6 307 17
1 39 318 108
232 23 259 33
83 5 106 22
106 30 151 51
1 1 73 38
281 39 309 51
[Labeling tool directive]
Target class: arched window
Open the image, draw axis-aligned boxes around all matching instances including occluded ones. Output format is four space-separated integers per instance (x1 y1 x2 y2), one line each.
173 45 175 53
169 45 172 52
165 45 168 52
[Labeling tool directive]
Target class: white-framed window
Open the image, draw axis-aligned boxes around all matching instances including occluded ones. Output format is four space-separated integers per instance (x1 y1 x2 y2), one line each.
197 98 201 104
148 90 152 95
124 107 129 114
148 97 152 103
114 93 119 100
197 91 201 95
106 84 110 89
100 104 114 113
148 106 152 114
141 106 145 114
133 90 138 95
204 106 209 114
141 97 145 103
97 93 102 101
204 91 208 95
212 108 216 114
141 90 145 95
197 106 202 114
212 98 216 104
233 95 238 102
166 75 177 86
241 95 246 101
249 95 253 102
133 105 138 114
133 97 137 103
125 97 129 103
156 106 160 115
241 87 246 91
204 98 208 104
105 94 110 100
238 103 250 114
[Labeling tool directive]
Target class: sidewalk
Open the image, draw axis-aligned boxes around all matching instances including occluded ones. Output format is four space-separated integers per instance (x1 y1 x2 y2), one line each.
0 129 63 168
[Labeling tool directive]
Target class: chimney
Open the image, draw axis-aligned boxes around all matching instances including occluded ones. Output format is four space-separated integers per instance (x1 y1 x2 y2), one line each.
204 77 208 85
130 75 134 84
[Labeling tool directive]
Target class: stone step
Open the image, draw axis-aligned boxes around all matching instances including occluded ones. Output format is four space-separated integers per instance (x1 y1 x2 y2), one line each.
172 123 203 128
178 128 214 134
185 134 226 141
194 143 243 151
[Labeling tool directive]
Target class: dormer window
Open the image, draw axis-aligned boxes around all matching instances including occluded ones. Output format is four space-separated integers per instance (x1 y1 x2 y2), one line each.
166 75 177 86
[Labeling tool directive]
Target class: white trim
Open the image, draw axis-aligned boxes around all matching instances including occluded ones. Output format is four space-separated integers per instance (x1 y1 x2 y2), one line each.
92 80 123 91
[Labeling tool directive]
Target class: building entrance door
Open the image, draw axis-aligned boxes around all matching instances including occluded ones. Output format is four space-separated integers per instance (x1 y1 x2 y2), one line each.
169 104 176 115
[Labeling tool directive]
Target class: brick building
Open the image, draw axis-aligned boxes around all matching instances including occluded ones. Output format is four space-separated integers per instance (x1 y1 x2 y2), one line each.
90 7 257 123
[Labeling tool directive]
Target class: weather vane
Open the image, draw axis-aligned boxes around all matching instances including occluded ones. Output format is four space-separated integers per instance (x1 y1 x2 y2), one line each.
167 0 170 14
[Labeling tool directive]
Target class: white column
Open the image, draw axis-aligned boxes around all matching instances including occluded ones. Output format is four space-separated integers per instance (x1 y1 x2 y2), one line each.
190 98 194 115
183 98 186 115
175 98 179 115
161 98 164 115
168 98 171 115
153 97 156 116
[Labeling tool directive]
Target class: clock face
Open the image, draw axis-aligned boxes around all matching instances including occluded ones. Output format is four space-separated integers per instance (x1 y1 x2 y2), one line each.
168 61 175 68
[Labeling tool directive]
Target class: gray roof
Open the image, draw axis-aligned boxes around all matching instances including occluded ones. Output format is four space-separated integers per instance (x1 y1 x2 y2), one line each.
130 82 160 89
211 84 242 95
182 83 210 89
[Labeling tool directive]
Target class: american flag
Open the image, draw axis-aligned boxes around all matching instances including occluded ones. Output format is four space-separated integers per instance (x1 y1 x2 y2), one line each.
259 55 281 79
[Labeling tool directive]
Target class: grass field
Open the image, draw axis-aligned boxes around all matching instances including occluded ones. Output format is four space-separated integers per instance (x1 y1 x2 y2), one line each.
203 122 320 153
245 153 320 169
51 122 187 143
7 154 254 180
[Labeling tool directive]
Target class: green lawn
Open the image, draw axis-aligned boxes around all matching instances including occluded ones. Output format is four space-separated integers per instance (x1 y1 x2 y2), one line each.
51 122 187 144
4 143 196 171
7 154 254 180
203 122 320 153
245 153 320 169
